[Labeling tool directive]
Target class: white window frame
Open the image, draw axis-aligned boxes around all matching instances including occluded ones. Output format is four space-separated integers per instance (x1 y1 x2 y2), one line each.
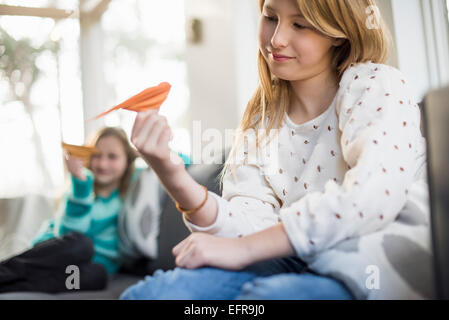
389 0 449 102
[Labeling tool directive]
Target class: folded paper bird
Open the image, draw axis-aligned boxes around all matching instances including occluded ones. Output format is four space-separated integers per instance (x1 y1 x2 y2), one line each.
90 82 171 121
62 142 98 162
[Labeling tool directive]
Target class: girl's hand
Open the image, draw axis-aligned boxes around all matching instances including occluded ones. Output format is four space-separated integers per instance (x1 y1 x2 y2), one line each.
131 109 185 175
172 233 252 270
64 153 86 181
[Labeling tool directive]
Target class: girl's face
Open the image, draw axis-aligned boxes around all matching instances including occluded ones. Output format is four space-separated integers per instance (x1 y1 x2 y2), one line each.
90 136 128 189
259 0 339 82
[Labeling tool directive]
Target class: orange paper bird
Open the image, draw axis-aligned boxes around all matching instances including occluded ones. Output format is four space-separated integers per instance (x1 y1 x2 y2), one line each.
90 82 171 121
62 142 98 162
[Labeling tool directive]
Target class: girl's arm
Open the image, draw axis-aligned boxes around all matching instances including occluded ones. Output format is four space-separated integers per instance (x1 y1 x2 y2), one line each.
56 155 95 235
172 223 294 270
131 109 223 227
160 167 219 228
132 109 282 235
131 109 279 235
58 167 95 235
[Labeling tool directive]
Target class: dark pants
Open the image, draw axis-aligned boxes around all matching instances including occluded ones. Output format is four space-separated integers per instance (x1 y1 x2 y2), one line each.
0 232 107 293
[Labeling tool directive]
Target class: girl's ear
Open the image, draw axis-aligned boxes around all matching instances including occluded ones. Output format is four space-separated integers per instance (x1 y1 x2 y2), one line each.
332 38 346 47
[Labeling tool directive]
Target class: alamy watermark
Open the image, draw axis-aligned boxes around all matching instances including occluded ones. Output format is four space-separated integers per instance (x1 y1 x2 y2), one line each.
169 122 281 176
65 265 80 290
365 265 380 290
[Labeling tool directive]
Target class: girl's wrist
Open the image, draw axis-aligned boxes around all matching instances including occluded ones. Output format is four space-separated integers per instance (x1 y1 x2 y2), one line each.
145 150 186 178
72 170 87 181
239 235 260 267
239 224 296 267
71 168 94 199
151 160 194 206
182 191 218 227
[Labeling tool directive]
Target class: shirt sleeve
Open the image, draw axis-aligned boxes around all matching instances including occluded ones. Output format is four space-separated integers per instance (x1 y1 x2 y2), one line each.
279 63 424 259
59 167 95 234
183 129 282 238
31 219 57 246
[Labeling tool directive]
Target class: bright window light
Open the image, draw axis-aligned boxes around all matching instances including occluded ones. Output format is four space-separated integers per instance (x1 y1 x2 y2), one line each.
0 0 188 197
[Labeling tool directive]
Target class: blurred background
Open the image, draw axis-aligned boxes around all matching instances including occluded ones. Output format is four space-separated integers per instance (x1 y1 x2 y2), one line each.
0 0 448 261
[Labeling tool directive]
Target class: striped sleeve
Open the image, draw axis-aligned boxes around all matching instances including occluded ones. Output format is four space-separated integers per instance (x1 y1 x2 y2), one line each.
59 168 95 234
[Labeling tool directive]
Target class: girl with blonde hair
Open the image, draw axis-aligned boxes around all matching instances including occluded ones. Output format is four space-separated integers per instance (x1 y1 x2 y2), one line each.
121 0 431 300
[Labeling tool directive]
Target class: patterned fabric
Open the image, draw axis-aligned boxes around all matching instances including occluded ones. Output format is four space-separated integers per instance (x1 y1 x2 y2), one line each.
184 62 434 299
118 152 192 265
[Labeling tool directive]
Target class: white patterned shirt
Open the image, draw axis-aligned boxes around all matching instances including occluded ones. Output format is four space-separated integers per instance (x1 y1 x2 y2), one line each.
184 62 433 299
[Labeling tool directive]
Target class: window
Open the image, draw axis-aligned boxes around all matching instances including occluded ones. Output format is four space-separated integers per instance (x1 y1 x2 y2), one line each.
0 7 81 197
100 0 189 160
447 0 449 21
0 0 188 196
390 0 449 102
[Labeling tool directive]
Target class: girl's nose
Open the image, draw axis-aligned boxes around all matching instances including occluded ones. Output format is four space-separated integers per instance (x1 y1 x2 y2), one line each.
98 157 108 168
271 23 289 49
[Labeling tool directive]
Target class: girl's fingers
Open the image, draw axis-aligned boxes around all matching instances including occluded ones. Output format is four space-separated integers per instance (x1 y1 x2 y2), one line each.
67 156 81 166
172 236 190 256
143 119 167 148
133 114 160 147
133 108 160 128
175 241 195 268
157 127 172 147
131 111 149 140
131 112 152 145
131 109 159 144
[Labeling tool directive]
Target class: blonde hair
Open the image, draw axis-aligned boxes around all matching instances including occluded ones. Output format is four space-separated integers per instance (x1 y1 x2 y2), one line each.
218 0 392 188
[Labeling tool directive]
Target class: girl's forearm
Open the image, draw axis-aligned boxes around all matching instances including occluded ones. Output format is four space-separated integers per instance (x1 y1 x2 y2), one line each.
154 163 218 227
242 223 296 265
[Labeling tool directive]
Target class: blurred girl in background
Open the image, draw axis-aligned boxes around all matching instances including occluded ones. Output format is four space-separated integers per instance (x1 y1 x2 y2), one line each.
0 127 190 293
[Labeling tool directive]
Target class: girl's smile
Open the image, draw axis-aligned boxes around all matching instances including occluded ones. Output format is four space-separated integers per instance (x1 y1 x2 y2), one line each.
271 52 295 62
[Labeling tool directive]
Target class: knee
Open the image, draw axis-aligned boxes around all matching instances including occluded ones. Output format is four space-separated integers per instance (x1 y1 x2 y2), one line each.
65 231 92 247
120 280 147 300
64 232 94 259
119 268 199 300
120 271 163 300
237 276 288 300
237 273 354 300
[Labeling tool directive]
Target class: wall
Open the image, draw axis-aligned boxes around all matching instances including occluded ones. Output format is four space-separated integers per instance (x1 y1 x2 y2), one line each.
388 0 449 102
182 0 449 161
376 0 399 68
184 0 259 161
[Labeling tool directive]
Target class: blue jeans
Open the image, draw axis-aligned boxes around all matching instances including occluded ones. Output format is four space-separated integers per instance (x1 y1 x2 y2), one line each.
120 257 354 300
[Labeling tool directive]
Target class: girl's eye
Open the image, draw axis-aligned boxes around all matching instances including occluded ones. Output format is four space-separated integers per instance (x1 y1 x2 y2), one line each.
264 15 277 22
108 154 117 160
293 23 306 30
